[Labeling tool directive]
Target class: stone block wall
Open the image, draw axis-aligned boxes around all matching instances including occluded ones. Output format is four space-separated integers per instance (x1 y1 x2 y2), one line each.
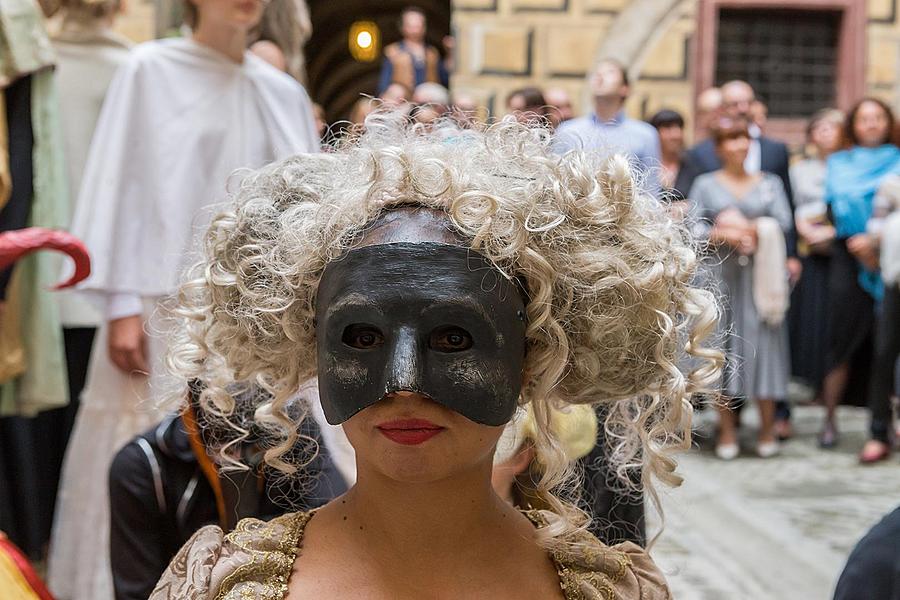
868 0 900 102
453 0 900 142
623 1 694 129
452 0 620 118
82 0 900 138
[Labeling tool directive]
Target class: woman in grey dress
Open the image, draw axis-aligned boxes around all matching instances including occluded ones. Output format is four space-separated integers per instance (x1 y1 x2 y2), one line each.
689 118 793 460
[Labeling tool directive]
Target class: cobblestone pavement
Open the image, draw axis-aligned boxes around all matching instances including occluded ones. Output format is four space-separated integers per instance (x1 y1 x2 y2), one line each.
646 405 899 600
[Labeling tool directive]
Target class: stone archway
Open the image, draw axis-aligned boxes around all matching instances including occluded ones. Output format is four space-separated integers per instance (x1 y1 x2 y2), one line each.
591 0 686 82
306 0 450 123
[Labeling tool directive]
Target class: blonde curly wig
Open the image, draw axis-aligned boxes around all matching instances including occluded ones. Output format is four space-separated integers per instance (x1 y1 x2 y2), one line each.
168 111 721 549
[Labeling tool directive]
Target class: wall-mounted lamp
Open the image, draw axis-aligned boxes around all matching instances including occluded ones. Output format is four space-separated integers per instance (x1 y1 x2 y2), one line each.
349 21 380 62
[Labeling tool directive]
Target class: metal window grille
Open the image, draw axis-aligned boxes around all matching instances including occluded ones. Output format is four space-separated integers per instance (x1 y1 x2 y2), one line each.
715 9 841 118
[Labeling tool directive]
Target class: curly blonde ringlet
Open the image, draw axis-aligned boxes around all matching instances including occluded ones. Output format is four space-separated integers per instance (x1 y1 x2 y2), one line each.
167 111 721 551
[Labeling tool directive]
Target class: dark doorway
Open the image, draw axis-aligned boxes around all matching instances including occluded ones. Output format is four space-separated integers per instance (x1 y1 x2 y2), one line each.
305 1 450 124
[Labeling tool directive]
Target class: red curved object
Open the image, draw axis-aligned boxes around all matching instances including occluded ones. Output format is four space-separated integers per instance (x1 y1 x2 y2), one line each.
0 534 55 600
0 228 91 290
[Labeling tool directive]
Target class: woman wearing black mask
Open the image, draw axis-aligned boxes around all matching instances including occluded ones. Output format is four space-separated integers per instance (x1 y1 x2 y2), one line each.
152 113 719 600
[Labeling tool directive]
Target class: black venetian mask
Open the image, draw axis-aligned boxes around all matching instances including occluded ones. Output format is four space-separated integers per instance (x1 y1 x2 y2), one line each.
315 242 527 426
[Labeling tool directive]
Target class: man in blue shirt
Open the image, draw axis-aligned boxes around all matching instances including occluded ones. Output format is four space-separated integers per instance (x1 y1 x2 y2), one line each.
555 58 661 193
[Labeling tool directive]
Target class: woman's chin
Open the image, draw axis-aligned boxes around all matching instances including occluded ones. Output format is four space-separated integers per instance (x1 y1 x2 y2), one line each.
375 450 450 484
230 12 262 30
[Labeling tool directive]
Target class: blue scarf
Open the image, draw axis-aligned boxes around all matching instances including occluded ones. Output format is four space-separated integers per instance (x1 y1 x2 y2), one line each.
825 144 900 300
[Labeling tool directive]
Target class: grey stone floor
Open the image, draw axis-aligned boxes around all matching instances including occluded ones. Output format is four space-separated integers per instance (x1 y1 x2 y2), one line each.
646 405 899 600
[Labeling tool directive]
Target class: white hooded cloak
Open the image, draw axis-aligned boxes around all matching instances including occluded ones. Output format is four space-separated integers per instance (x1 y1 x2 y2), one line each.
50 37 318 600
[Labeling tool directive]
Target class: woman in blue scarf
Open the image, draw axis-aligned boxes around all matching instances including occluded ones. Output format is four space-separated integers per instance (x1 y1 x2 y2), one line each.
819 98 900 457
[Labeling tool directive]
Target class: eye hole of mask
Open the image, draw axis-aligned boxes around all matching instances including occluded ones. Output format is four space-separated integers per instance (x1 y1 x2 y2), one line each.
429 325 474 353
342 324 385 349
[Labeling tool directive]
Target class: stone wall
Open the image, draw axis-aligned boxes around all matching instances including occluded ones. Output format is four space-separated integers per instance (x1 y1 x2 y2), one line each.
452 0 628 119
452 0 900 139
618 0 694 129
869 0 900 102
88 0 900 135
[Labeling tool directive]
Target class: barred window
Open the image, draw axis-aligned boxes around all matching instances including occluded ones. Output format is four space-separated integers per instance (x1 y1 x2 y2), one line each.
715 9 841 118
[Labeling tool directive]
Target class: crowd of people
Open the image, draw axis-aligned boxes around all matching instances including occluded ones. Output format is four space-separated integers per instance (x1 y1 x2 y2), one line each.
675 87 900 465
1 0 898 598
2 0 697 597
486 70 900 467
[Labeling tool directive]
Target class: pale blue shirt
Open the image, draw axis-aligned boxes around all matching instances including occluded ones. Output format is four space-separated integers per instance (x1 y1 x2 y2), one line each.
554 111 661 195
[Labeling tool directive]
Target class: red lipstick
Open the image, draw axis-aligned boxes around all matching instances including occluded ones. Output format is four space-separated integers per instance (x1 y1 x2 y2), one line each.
376 419 444 445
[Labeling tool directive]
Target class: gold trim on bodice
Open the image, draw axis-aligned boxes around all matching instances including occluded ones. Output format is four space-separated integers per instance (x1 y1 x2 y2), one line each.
215 511 313 600
214 509 633 600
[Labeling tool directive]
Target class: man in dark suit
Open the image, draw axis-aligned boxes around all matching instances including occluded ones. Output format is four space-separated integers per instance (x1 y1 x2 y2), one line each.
675 80 794 213
676 80 800 439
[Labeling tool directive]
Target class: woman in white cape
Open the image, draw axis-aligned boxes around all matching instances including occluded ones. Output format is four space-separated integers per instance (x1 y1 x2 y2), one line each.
47 0 319 597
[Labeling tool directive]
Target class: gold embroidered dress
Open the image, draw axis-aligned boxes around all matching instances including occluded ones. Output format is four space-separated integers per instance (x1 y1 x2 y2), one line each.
150 511 671 600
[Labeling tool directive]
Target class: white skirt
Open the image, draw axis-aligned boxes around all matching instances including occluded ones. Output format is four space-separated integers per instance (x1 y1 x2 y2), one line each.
47 298 173 600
